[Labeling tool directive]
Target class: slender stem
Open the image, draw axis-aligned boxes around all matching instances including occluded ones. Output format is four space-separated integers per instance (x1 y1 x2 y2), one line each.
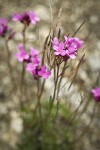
19 62 25 107
52 97 60 125
39 79 46 99
67 95 86 123
19 25 27 108
53 57 56 84
22 24 27 46
37 79 43 127
53 62 67 125
46 65 59 121
73 102 97 144
57 61 67 98
33 78 46 127
52 65 59 101
5 40 15 87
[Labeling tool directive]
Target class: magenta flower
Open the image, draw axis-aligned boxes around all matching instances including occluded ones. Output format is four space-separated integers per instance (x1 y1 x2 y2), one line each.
53 41 66 56
0 18 8 25
65 44 77 59
91 88 100 102
73 37 84 49
52 36 84 60
30 47 41 65
26 63 37 73
30 47 39 56
38 66 51 79
32 68 39 80
64 36 84 59
31 56 41 65
29 11 40 24
12 11 40 26
16 44 29 62
64 36 84 49
27 65 51 80
16 44 51 80
26 62 39 79
0 18 8 37
52 37 60 46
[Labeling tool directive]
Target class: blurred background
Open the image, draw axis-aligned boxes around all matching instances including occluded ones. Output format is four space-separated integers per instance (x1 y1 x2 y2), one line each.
0 0 100 150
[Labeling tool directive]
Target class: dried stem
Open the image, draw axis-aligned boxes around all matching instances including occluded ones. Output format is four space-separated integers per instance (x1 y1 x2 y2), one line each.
68 54 85 90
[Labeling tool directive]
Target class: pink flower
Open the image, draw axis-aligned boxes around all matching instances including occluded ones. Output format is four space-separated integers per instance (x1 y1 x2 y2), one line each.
30 47 41 65
91 88 100 102
53 41 66 56
52 37 59 46
30 47 39 56
65 36 84 49
16 44 29 62
65 44 77 59
31 56 41 65
0 18 8 37
0 18 8 25
38 66 51 79
26 63 39 79
52 36 84 60
29 11 40 24
26 63 37 73
12 11 40 26
16 44 51 80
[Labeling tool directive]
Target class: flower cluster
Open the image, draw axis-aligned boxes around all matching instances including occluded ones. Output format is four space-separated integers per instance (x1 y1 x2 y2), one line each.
12 11 40 26
16 44 51 79
91 88 100 102
14 11 51 80
52 36 84 60
0 11 39 38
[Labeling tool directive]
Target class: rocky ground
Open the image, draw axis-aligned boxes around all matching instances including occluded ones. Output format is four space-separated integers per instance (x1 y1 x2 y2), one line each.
0 0 100 150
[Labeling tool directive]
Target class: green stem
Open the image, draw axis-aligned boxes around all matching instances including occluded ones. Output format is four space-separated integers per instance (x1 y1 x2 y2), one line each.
46 65 59 122
19 25 27 108
5 40 16 87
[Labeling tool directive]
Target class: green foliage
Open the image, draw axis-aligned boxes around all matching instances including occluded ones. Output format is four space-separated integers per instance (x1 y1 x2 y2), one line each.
17 102 76 150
